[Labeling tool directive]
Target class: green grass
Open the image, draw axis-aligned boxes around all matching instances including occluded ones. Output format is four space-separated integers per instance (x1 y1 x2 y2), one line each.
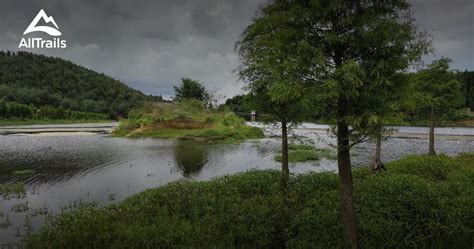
0 183 26 198
25 154 474 248
13 169 35 177
0 119 113 127
274 144 337 162
113 100 264 141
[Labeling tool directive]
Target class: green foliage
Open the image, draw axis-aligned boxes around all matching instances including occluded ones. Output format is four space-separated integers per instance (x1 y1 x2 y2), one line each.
237 3 314 125
412 58 463 116
238 0 431 145
0 182 26 198
386 154 458 181
0 51 155 118
0 119 111 127
13 169 35 177
26 154 474 248
459 70 474 109
114 101 264 141
222 94 254 116
174 78 210 103
0 100 34 119
0 100 108 121
274 144 337 162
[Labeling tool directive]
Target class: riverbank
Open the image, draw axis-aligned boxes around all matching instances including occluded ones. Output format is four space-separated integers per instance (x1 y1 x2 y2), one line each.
0 119 114 127
308 114 474 128
0 122 118 136
26 153 474 248
250 122 474 141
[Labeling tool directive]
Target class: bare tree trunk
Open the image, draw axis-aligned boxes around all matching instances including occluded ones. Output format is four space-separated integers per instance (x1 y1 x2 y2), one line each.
281 120 289 188
372 127 385 173
429 107 436 156
337 98 358 249
375 131 381 162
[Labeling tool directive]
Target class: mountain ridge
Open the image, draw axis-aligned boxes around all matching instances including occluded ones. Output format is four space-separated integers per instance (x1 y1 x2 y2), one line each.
0 51 160 118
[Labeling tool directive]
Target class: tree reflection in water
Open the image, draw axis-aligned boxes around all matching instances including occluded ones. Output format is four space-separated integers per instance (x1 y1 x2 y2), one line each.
173 141 208 177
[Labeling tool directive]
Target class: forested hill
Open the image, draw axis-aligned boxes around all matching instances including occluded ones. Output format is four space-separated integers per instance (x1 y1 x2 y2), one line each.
0 51 159 118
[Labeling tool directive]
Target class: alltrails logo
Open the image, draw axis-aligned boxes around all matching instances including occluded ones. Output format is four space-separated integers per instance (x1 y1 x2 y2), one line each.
18 9 67 49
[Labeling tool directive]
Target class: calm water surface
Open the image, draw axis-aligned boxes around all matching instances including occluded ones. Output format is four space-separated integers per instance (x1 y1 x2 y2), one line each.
0 123 473 246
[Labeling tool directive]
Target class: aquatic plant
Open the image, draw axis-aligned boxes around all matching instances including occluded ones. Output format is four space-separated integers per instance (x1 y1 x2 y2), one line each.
0 182 26 198
274 144 337 162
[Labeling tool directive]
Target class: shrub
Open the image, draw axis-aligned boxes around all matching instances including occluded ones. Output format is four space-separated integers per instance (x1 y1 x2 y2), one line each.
387 154 458 181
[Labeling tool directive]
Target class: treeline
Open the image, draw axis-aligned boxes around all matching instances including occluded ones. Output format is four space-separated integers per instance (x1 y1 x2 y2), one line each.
224 69 474 122
0 100 108 120
0 51 161 118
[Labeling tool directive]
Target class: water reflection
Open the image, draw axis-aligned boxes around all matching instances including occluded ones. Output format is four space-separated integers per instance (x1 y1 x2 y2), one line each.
173 141 208 177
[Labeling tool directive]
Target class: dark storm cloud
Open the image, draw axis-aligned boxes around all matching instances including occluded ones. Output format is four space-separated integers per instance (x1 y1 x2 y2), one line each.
410 0 474 69
0 0 472 98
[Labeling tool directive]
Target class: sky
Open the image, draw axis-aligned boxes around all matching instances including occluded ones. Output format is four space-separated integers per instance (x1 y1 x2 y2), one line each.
0 0 472 100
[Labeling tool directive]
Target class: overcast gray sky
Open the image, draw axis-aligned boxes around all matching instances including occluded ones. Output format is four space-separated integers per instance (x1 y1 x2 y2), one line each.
0 0 472 99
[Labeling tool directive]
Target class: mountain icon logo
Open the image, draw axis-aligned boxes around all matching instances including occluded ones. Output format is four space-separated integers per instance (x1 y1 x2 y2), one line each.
23 9 61 36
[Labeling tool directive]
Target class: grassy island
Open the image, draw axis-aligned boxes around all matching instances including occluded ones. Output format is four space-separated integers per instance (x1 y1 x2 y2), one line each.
274 144 337 163
113 100 264 141
26 154 474 248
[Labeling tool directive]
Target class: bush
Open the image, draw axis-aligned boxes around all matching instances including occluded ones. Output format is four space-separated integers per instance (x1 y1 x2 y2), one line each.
26 154 474 248
387 154 458 181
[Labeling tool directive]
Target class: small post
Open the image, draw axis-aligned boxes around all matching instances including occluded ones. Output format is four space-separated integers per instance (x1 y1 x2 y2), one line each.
250 111 256 122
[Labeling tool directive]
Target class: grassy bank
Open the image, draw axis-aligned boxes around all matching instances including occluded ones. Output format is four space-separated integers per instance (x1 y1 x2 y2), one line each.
113 100 264 141
26 154 474 248
0 119 113 127
274 144 337 162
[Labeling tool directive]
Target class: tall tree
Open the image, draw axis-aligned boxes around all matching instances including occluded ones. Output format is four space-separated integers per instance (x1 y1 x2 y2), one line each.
237 2 314 187
223 94 254 115
413 58 463 155
239 1 430 247
173 78 210 103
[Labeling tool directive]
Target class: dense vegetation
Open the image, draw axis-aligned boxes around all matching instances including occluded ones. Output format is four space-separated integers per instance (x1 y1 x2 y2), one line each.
236 1 434 246
0 51 159 118
113 100 263 141
0 99 108 121
25 154 474 248
173 78 210 104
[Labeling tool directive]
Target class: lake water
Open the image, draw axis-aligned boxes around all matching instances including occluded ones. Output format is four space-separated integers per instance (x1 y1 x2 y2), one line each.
0 122 473 246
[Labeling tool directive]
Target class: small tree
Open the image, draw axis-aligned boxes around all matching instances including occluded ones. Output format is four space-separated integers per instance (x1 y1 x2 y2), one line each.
173 78 210 104
369 73 410 172
413 58 463 155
